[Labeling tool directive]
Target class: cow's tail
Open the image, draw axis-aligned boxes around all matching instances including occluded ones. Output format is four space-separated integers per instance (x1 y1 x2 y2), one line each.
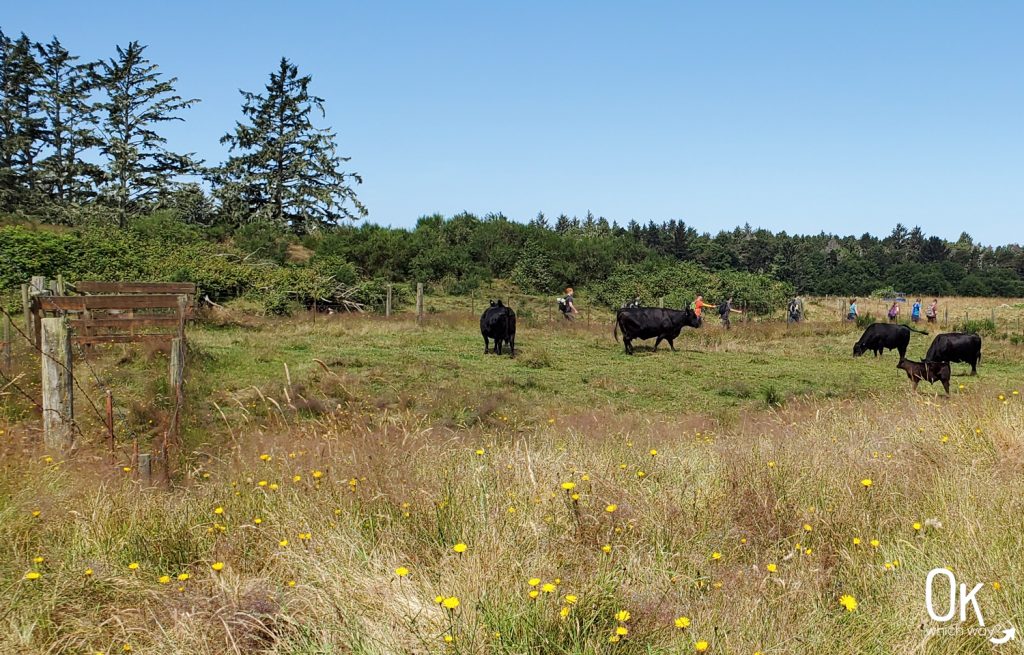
613 311 620 342
908 325 929 335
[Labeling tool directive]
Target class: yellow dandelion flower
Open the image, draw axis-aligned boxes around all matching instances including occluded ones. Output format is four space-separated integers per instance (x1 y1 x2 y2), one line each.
31 509 41 517
860 478 872 488
122 645 133 653
766 563 777 573
993 581 1002 590
581 474 590 481
804 548 813 555
711 552 722 561
177 573 190 581
560 606 570 619
913 522 922 531
565 594 578 604
615 609 631 622
442 596 460 610
312 470 324 479
279 539 289 547
84 568 94 576
258 480 268 487
870 539 880 548
24 571 41 580
158 575 170 584
675 616 691 628
561 481 576 491
601 544 612 553
287 580 296 587
852 537 861 545
260 453 271 461
608 635 621 643
475 448 484 456
269 483 279 491
211 562 224 572
443 634 453 643
636 470 646 478
253 517 262 525
394 566 409 577
767 460 776 468
606 504 618 513
528 590 539 599
541 583 556 593
214 506 224 515
128 562 139 570
33 556 44 564
616 626 629 636
649 449 658 456
839 594 858 612
695 641 709 652
453 542 467 553
292 475 302 482
803 523 813 532
528 577 541 586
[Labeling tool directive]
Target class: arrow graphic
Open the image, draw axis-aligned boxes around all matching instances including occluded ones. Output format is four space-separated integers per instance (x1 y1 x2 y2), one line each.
990 626 1016 645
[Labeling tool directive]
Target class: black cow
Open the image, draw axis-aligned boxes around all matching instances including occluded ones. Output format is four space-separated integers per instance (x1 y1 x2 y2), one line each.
852 323 927 360
480 300 516 356
925 332 982 375
613 307 702 355
897 359 951 394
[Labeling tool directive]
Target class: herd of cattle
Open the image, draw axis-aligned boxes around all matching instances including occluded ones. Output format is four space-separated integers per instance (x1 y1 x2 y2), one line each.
481 302 983 394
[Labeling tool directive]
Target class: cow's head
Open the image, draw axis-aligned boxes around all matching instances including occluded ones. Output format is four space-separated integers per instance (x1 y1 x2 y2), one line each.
852 342 865 357
489 299 504 308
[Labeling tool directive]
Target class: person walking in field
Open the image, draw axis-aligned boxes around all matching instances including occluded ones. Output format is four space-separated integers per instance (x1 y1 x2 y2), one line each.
911 298 922 323
847 298 859 321
926 298 938 323
559 287 578 321
718 296 743 329
690 295 715 323
887 301 900 323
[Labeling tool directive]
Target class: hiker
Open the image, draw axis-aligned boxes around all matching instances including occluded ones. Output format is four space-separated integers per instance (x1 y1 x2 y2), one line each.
887 301 900 323
911 298 922 323
926 298 938 324
718 297 743 329
787 297 804 323
847 298 859 321
559 287 578 321
689 295 715 322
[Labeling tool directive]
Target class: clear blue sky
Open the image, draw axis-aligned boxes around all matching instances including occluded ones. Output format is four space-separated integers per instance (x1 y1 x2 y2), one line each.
7 1 1023 244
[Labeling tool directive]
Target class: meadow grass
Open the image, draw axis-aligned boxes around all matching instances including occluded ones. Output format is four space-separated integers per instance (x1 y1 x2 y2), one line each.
1 302 1023 654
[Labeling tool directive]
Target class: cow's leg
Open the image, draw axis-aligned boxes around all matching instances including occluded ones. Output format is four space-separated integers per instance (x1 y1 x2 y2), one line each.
970 359 978 375
508 336 515 358
898 346 907 361
941 378 950 394
911 377 919 392
624 338 633 355
496 338 503 356
654 336 663 351
483 336 489 354
667 338 676 352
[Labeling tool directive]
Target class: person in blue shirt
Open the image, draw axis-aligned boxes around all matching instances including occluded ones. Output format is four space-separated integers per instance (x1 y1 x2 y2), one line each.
847 298 859 321
911 298 922 323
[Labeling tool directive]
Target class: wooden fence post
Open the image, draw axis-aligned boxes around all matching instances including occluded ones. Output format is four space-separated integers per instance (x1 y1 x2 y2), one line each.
138 453 152 484
386 284 393 317
2 311 11 373
164 336 186 482
106 390 115 463
659 297 665 308
416 283 424 323
40 317 73 451
21 284 32 346
55 274 65 295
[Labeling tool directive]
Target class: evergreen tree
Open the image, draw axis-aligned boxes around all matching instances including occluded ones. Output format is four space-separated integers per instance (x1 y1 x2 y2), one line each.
217 57 365 233
0 31 45 210
93 41 200 224
35 37 102 207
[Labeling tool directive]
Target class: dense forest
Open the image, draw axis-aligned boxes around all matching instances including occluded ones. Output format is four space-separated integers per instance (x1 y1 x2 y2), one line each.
2 27 1023 314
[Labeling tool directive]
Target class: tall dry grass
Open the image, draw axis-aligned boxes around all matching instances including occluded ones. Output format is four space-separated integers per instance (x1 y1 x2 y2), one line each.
2 379 1022 654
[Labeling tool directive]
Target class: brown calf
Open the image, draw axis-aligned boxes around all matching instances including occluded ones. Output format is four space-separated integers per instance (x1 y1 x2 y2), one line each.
896 359 951 394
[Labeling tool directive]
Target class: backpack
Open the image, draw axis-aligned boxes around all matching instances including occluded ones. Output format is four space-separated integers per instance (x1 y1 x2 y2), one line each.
557 297 568 313
718 303 729 317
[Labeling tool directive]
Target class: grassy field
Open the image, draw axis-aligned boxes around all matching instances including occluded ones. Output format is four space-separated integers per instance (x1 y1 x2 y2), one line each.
1 297 1024 654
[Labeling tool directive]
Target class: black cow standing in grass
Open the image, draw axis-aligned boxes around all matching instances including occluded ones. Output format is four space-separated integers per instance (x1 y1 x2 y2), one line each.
852 323 928 360
926 332 982 375
613 307 702 355
480 300 516 356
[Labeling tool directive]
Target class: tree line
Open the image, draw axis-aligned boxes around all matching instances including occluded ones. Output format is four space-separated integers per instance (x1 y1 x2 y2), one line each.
3 27 1022 302
0 28 364 232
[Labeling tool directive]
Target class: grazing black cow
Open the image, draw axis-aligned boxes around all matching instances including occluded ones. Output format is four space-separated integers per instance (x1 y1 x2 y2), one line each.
480 300 516 356
925 332 982 375
897 359 951 394
852 323 927 360
613 307 702 355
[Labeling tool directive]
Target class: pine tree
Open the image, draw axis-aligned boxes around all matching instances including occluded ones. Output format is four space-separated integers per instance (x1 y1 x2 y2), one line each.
217 57 365 233
35 36 102 207
0 30 46 210
93 41 200 224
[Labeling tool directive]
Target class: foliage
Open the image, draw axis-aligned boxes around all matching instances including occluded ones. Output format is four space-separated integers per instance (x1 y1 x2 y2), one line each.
215 57 365 233
92 42 201 224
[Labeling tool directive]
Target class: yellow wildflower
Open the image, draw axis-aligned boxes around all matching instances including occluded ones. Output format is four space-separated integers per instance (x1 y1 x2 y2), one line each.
839 594 858 612
395 566 409 577
675 616 691 628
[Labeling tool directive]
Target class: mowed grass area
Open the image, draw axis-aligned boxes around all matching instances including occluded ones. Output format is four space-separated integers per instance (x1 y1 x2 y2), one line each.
1 303 1024 654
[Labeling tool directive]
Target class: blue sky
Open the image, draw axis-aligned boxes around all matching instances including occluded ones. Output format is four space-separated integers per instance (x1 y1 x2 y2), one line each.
6 1 1023 244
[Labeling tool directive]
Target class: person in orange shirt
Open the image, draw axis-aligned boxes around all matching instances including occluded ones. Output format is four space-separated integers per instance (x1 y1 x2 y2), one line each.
690 295 715 320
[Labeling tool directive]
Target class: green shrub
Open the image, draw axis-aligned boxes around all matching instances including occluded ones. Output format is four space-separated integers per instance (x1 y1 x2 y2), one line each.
955 318 996 335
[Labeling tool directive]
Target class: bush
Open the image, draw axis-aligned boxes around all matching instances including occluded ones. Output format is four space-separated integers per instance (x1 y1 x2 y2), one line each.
233 221 291 264
955 318 996 335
